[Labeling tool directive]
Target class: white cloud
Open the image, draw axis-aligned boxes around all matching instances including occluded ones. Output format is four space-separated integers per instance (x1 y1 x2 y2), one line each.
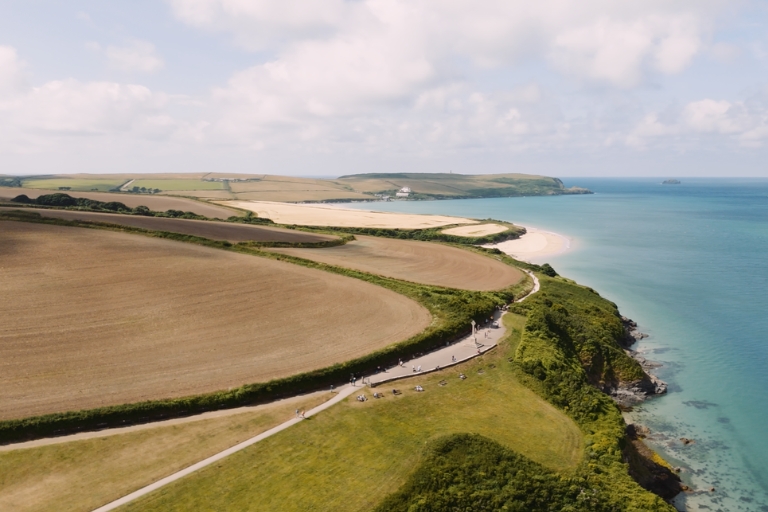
626 96 768 149
104 40 165 73
0 46 28 97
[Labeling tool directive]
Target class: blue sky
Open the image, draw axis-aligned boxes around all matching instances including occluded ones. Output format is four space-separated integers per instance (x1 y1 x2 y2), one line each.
1 0 767 177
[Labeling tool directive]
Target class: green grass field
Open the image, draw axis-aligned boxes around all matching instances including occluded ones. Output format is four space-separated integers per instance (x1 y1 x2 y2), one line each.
123 313 584 512
20 178 125 191
0 394 327 512
131 179 224 191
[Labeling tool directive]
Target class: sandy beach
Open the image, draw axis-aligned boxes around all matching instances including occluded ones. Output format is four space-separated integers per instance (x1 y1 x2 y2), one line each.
441 223 508 236
219 201 478 229
484 227 571 262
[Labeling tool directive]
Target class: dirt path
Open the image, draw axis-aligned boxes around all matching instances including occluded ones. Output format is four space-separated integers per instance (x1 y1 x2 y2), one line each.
91 385 361 512
119 180 135 192
367 311 505 387
0 391 328 452
519 270 540 301
86 269 542 512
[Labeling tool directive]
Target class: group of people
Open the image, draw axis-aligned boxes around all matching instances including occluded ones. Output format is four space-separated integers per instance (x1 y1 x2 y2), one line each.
356 394 367 402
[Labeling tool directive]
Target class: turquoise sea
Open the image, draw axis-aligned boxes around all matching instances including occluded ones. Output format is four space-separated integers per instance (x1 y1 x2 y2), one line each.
345 178 768 511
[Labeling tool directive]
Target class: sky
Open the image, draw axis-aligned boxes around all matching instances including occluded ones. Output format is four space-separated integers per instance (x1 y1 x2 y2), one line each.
0 0 767 177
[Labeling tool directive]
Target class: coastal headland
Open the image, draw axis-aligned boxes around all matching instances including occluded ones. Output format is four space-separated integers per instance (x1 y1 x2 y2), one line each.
0 174 678 512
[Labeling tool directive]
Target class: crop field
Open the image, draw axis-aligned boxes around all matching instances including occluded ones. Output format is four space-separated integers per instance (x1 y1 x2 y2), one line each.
0 188 239 218
123 314 584 512
1 208 338 243
222 201 476 228
0 222 430 420
131 179 224 191
270 236 524 291
19 178 126 191
0 392 329 512
160 190 234 200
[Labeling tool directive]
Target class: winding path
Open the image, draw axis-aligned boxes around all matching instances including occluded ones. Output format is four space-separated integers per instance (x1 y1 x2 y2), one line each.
81 271 541 511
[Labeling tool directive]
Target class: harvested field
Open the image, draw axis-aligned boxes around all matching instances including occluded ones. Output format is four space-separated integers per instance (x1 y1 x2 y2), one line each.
270 236 524 291
232 190 371 202
222 201 477 229
0 208 338 244
0 188 239 218
160 190 234 200
0 222 430 420
441 223 509 237
131 179 223 191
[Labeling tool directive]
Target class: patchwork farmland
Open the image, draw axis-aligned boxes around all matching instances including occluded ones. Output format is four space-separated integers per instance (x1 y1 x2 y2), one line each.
270 235 524 291
0 222 431 420
0 208 338 244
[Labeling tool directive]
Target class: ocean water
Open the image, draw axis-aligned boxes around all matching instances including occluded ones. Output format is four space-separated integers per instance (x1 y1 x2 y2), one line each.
344 178 768 511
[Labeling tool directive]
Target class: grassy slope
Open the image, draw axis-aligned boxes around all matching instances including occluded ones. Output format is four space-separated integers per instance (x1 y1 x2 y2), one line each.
336 172 590 198
506 275 673 511
0 394 327 512
122 314 584 512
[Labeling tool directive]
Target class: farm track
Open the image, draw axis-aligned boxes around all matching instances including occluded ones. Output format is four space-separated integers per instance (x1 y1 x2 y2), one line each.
269 235 524 291
0 207 338 243
0 222 430 420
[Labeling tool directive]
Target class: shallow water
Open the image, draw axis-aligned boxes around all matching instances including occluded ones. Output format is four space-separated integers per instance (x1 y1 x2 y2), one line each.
344 178 768 511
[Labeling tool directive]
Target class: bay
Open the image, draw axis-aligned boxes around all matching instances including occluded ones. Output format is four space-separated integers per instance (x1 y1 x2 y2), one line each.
344 178 768 511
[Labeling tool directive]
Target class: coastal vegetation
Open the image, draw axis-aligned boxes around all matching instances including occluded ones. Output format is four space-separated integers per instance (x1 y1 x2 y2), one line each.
367 274 674 511
318 222 525 245
0 204 675 510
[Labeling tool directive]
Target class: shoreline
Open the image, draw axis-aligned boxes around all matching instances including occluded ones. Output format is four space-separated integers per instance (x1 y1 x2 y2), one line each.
484 226 573 263
322 199 575 263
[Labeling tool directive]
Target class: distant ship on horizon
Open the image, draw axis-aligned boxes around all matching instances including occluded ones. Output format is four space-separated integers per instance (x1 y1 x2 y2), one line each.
662 179 681 185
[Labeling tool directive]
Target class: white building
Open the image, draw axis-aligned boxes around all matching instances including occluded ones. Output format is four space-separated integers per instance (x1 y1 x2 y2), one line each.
396 186 411 198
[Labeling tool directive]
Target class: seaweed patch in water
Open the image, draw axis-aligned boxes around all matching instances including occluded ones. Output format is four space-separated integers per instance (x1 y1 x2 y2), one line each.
683 400 718 410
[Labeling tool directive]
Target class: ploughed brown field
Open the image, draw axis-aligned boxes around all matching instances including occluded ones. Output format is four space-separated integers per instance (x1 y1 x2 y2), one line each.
0 208 338 244
269 235 524 291
0 188 238 219
0 222 430 420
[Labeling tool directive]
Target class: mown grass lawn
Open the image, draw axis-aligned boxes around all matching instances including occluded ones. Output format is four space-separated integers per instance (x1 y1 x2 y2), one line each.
124 313 584 512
